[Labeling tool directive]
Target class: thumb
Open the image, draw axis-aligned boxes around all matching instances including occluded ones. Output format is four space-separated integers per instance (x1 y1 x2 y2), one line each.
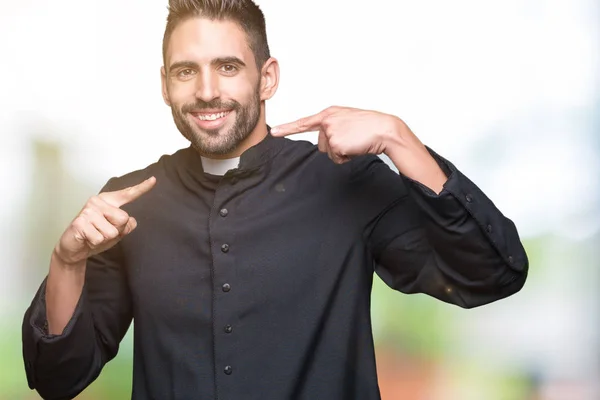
120 217 138 236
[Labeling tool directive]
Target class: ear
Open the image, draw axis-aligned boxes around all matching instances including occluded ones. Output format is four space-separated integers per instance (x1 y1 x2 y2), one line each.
161 66 172 106
259 57 280 101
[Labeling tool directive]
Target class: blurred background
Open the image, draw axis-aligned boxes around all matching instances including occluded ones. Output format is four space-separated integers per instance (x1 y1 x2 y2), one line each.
1 0 598 398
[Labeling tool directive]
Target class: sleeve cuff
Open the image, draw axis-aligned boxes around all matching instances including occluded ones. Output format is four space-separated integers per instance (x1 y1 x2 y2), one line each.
402 146 455 198
404 146 527 272
29 277 87 342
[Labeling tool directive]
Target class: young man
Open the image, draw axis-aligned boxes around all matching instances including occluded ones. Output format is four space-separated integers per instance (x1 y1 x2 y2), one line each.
22 1 528 399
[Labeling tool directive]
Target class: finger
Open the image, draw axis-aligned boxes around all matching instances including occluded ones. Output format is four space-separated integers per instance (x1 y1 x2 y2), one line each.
329 152 350 164
317 130 329 153
103 176 156 208
338 155 351 164
76 219 106 248
89 196 130 229
271 113 325 136
87 210 121 240
326 147 338 164
103 207 130 230
120 217 138 237
326 141 350 165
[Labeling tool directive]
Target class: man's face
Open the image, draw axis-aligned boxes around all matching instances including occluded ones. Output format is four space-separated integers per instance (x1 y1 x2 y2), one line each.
162 18 262 156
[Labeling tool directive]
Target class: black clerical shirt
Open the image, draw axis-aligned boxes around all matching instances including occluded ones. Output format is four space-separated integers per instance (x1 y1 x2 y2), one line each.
22 132 528 400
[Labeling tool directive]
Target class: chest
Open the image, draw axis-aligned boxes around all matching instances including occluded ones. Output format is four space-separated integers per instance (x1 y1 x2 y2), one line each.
120 175 362 320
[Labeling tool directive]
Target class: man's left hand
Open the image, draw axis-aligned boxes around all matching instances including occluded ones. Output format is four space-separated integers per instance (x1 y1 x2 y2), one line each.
271 106 408 164
271 106 447 194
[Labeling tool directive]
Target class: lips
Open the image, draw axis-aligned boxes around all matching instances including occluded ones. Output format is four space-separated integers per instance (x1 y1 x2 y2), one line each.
189 109 233 129
191 110 232 121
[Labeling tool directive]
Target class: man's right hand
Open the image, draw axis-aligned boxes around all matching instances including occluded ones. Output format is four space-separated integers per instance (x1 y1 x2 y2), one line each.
53 176 157 268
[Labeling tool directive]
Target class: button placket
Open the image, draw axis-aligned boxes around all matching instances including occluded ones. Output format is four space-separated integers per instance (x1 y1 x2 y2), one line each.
211 184 239 397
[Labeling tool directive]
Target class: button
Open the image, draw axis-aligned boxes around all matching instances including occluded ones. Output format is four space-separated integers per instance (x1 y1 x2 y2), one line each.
224 365 233 375
224 325 233 334
221 244 230 253
486 224 493 234
465 194 473 203
508 256 514 264
219 209 229 217
222 283 231 292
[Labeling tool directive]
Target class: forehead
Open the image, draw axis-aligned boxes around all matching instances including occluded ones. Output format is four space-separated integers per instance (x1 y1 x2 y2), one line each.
166 17 254 65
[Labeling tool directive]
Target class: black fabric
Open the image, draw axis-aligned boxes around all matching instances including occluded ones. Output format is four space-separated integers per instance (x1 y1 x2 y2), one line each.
22 130 528 400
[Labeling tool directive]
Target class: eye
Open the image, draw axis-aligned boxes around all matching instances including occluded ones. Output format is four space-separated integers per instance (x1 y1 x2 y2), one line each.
220 64 238 74
178 68 196 78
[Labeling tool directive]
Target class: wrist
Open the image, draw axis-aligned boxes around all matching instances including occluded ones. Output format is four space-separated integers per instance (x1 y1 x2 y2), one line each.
381 116 426 161
381 116 424 156
381 117 447 194
51 248 86 273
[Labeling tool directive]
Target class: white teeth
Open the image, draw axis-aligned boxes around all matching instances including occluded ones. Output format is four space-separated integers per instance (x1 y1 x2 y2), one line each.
196 111 228 121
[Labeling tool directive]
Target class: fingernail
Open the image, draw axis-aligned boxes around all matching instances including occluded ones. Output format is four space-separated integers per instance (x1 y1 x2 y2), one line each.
270 127 279 135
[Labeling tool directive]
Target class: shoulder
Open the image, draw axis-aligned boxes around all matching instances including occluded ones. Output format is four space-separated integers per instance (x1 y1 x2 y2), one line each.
99 147 192 193
275 138 402 180
277 137 319 157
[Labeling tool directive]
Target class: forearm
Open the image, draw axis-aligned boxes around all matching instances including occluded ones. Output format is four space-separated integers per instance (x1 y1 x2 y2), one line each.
382 117 447 195
23 272 100 400
46 251 86 335
366 135 528 307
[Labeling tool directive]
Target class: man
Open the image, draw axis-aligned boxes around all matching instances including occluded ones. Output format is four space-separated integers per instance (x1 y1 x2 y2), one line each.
22 0 528 399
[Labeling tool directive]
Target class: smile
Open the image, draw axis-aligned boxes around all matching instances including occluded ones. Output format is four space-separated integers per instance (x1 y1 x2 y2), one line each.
190 110 233 130
192 111 232 121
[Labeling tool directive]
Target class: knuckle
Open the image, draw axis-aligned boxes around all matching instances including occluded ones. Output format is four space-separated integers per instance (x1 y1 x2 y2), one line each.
325 106 341 115
72 231 85 243
106 227 120 240
88 235 104 246
89 195 102 205
96 192 109 202
115 210 130 225
328 137 340 149
72 215 88 229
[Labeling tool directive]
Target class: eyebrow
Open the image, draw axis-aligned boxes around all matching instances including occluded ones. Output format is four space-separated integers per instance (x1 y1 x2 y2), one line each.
169 57 247 72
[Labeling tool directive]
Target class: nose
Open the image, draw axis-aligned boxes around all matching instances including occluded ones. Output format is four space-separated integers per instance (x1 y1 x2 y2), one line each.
195 71 220 103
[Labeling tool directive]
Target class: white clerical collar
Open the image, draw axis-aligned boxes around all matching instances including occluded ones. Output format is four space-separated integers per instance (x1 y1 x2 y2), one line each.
200 156 240 176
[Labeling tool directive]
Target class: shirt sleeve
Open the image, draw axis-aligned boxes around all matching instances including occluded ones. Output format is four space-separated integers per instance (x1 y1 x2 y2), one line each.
21 180 133 400
354 147 528 308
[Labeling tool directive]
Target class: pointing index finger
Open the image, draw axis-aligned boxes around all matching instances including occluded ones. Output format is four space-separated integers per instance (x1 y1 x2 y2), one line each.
271 112 325 137
104 176 157 208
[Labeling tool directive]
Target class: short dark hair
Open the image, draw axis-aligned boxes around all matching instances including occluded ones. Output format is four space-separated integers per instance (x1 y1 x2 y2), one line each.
162 0 271 69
